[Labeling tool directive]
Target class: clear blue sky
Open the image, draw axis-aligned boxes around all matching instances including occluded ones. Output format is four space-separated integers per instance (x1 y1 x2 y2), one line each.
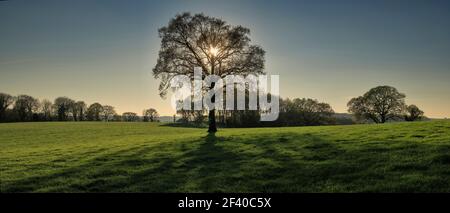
1 0 449 117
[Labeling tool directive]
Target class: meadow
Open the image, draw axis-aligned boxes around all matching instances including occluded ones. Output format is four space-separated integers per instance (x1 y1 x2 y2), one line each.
1 120 450 192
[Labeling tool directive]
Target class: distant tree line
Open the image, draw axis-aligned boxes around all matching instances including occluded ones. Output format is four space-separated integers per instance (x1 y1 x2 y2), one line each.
174 85 425 127
1 85 424 126
175 95 337 128
0 92 159 123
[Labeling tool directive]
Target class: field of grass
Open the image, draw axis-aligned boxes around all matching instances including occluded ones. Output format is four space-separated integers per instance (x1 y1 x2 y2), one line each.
1 120 450 192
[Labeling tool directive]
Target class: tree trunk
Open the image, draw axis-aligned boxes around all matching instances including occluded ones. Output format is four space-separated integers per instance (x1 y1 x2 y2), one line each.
208 81 217 133
380 114 386 123
208 109 217 133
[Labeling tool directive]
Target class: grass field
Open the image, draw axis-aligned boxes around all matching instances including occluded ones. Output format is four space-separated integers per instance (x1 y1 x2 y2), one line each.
1 120 450 192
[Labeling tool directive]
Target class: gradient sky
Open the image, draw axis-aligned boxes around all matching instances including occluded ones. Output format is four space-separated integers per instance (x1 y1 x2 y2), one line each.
1 0 449 118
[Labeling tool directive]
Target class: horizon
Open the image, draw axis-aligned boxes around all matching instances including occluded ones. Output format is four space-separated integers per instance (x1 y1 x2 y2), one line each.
1 0 450 118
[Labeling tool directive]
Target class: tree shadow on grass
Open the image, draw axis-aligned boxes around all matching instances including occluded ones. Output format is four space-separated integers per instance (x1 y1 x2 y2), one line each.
3 131 449 192
160 122 206 128
117 132 244 192
1 132 243 192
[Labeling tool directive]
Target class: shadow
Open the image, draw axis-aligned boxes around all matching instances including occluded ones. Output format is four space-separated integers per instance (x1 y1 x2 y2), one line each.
3 128 449 192
1 131 242 192
202 133 227 144
204 132 217 143
160 122 206 128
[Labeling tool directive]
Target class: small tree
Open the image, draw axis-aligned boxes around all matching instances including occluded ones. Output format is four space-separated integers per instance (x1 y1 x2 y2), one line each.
74 101 87 121
101 105 116 122
404 104 424 121
143 108 159 122
86 103 103 121
192 110 206 125
347 86 406 123
40 99 53 121
54 97 75 121
14 95 39 121
122 112 139 122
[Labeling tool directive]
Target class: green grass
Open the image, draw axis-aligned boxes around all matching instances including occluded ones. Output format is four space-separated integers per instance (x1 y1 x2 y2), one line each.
1 120 450 192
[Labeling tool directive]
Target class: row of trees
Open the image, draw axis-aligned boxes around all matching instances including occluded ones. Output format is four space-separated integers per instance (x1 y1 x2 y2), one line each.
0 93 159 123
176 97 336 127
1 86 424 125
174 85 424 127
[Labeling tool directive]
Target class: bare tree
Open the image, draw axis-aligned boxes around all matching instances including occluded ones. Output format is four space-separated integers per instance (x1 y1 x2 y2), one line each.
143 108 159 122
0 93 14 121
40 99 53 121
70 102 77 121
348 86 406 123
153 12 265 132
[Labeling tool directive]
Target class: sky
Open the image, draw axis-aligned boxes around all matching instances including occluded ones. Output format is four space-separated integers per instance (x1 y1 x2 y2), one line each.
1 0 449 118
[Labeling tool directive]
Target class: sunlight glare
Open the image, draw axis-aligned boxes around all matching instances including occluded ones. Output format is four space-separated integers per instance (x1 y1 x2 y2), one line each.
209 46 219 57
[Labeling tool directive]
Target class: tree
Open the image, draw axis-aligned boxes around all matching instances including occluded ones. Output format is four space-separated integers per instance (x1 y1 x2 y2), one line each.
14 95 39 121
347 86 406 123
40 99 53 121
73 101 87 121
153 12 265 133
122 112 139 122
101 105 116 122
143 108 159 122
86 103 103 121
54 97 75 121
0 93 14 121
177 109 191 123
276 98 334 126
192 110 205 125
112 114 122 122
404 104 424 121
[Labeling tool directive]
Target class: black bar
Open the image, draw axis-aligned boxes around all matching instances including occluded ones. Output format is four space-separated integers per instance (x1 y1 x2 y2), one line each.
1 193 449 211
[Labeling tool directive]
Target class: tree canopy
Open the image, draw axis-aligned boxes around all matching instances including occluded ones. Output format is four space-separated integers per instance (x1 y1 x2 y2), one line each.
404 104 424 121
143 108 159 122
347 86 406 123
153 13 266 132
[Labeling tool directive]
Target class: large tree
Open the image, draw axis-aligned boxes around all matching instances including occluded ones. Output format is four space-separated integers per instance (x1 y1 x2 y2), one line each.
0 93 14 121
153 12 265 132
347 86 406 123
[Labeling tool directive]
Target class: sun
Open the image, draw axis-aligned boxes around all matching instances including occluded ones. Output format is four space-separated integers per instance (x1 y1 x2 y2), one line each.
209 46 219 57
